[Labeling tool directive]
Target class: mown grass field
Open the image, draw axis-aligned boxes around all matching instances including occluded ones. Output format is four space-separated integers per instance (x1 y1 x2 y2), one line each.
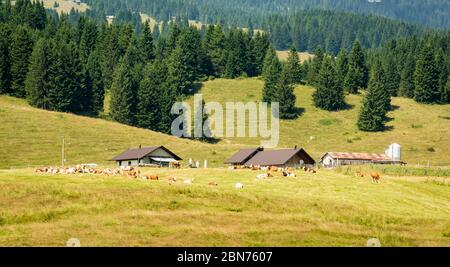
0 168 449 246
192 78 450 166
1 77 450 168
1 77 450 247
276 50 314 63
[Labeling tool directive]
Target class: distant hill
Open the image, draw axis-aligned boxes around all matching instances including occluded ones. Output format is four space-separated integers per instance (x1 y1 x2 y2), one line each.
83 0 449 29
1 78 449 169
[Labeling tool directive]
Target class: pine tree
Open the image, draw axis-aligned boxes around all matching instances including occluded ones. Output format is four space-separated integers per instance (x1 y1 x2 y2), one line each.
313 57 346 111
384 57 400 96
435 51 449 104
444 75 450 104
25 38 50 109
137 61 167 131
0 24 11 94
306 46 324 85
399 56 415 98
284 46 302 85
47 40 83 113
414 45 440 104
276 66 298 119
252 32 270 76
345 41 368 93
167 27 203 95
85 49 104 115
262 48 281 103
109 55 138 125
357 61 390 132
203 25 226 77
141 21 155 62
10 25 34 98
336 49 348 86
79 19 98 62
262 45 277 78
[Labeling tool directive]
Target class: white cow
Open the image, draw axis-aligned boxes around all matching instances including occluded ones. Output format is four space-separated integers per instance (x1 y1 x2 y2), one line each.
235 183 244 189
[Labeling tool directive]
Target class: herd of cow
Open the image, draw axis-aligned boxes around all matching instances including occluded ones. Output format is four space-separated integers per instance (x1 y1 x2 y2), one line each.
34 164 381 186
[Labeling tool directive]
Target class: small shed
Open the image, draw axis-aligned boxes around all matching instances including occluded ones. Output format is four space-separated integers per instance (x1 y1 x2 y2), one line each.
112 146 182 167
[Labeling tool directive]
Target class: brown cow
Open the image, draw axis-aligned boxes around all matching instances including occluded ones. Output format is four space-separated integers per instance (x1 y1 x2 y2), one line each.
371 172 381 184
149 175 159 181
208 181 218 186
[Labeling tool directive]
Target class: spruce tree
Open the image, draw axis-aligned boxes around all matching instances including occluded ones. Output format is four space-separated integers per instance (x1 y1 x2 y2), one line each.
262 49 281 103
345 41 368 93
25 38 50 109
444 75 450 104
284 46 302 85
0 24 11 94
262 45 277 78
79 20 98 62
137 61 168 131
357 61 390 132
109 55 138 125
384 57 400 96
10 25 34 98
167 27 202 95
313 57 346 111
276 66 298 119
203 25 226 77
85 49 104 115
399 56 415 98
306 46 324 85
414 45 440 104
47 40 83 113
252 32 270 76
141 21 155 62
336 49 348 86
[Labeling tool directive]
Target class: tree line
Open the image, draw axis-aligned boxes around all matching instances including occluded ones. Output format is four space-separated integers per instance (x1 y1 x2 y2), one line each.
81 0 427 55
0 0 271 134
262 36 450 132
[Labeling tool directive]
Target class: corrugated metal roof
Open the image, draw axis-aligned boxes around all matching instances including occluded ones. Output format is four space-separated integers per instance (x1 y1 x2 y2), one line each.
326 152 392 161
112 146 182 161
244 148 315 166
224 148 262 164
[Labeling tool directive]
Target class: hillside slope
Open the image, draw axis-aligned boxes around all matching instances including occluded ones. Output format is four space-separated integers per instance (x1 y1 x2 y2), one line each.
1 78 450 168
189 78 450 166
0 97 236 169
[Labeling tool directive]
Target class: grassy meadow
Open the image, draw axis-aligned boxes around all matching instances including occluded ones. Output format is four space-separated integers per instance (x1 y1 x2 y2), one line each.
1 77 449 247
0 167 449 246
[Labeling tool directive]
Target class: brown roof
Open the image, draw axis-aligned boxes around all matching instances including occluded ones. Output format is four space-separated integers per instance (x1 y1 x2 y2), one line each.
224 147 263 164
244 148 315 166
112 146 182 161
324 152 392 161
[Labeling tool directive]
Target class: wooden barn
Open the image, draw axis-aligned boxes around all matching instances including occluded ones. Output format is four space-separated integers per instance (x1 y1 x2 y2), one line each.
320 152 403 168
112 146 182 167
224 147 264 166
225 147 315 168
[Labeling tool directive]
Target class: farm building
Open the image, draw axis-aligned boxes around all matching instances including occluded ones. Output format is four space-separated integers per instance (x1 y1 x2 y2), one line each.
225 147 316 168
112 146 182 167
224 147 264 166
320 144 404 168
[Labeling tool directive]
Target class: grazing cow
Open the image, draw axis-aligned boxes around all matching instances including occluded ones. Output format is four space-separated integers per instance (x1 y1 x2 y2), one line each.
208 181 218 186
170 161 181 169
184 178 195 184
148 175 159 181
235 183 244 189
371 172 381 184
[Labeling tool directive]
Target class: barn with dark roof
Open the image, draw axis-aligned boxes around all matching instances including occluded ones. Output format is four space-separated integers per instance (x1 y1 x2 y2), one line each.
225 147 315 168
112 146 182 167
